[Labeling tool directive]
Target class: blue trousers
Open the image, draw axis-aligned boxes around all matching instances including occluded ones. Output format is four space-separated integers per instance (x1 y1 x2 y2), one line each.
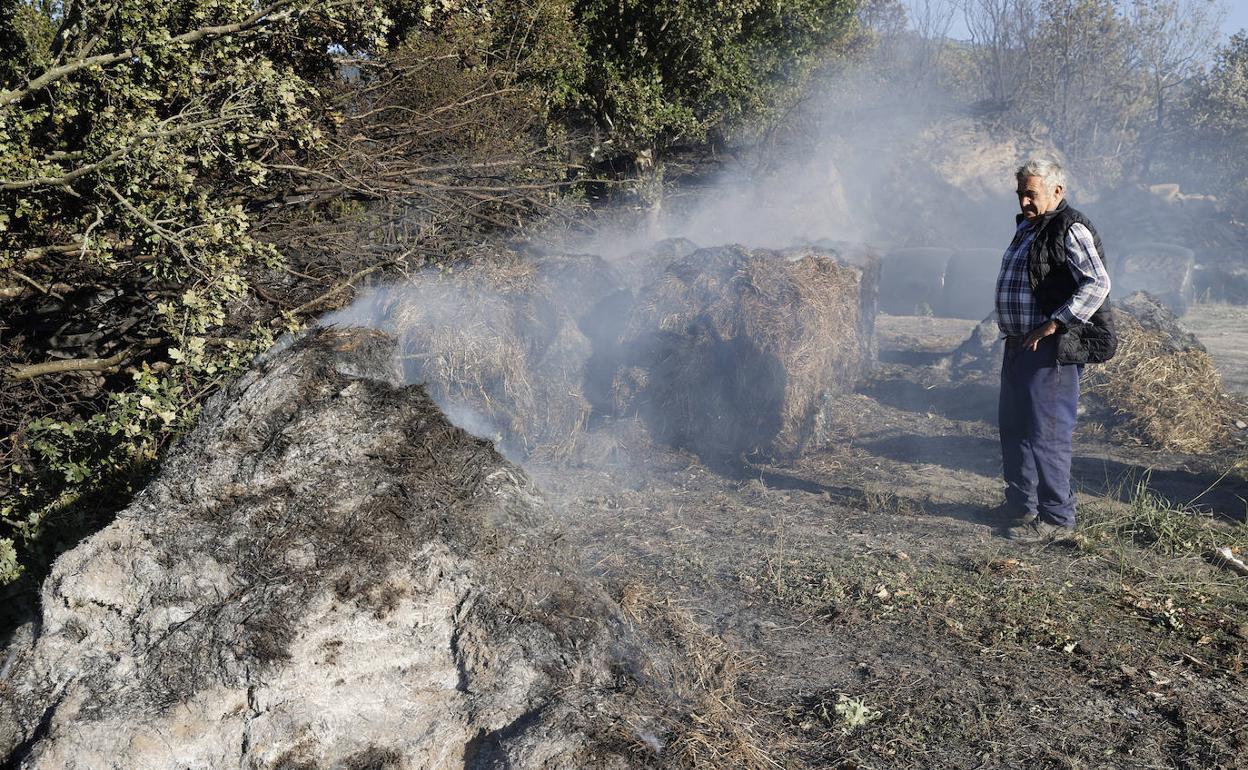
999 335 1081 527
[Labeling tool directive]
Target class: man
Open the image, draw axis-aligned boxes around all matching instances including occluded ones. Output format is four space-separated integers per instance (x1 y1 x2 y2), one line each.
992 159 1114 542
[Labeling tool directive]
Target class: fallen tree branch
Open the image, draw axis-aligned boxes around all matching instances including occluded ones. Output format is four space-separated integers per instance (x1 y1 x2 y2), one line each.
6 338 162 381
10 270 64 300
23 240 92 263
279 260 394 321
7 351 131 381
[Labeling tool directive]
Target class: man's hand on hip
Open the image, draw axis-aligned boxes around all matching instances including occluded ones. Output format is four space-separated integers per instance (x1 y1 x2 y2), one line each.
1023 320 1059 351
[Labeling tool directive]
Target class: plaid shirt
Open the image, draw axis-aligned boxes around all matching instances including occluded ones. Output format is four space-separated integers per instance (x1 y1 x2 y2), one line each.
995 219 1111 338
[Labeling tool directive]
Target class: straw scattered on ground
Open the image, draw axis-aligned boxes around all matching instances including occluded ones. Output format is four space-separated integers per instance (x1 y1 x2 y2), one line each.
1084 313 1241 454
616 583 784 770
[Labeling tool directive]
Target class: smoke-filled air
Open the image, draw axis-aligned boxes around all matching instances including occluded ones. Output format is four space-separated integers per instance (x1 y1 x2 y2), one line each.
4 1 1248 768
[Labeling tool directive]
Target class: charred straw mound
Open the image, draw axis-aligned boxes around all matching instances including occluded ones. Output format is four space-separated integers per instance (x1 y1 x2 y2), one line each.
616 244 879 459
940 312 1003 381
1084 292 1240 454
0 328 773 769
385 253 619 461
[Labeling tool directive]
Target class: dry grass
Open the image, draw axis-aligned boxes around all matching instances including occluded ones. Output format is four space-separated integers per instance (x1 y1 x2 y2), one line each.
388 257 592 460
616 583 784 770
1084 314 1240 453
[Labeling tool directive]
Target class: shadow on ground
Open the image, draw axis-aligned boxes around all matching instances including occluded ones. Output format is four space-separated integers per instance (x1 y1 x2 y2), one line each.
705 457 994 529
860 433 1247 522
860 377 999 424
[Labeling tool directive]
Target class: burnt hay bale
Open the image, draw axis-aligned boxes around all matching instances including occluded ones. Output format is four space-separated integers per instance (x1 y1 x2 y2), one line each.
617 244 878 459
387 255 618 460
0 328 775 769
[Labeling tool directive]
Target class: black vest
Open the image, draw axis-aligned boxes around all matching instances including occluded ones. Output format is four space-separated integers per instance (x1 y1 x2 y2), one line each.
1020 200 1117 364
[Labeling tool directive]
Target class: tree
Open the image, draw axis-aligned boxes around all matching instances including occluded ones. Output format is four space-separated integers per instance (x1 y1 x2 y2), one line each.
1186 31 1248 203
0 0 399 583
1125 0 1224 172
961 0 1040 109
573 0 859 151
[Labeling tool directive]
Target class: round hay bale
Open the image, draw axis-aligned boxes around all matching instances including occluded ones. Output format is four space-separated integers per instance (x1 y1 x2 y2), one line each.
1112 242 1196 316
387 258 592 460
942 248 1002 319
619 244 876 459
807 239 883 366
1084 301 1236 454
880 247 950 316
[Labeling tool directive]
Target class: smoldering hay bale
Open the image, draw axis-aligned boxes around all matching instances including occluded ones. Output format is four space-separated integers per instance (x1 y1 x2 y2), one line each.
623 237 701 291
616 243 879 459
803 239 883 367
1084 292 1238 454
385 254 619 460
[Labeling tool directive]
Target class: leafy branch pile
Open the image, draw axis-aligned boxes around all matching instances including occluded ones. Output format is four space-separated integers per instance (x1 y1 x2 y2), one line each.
0 0 859 586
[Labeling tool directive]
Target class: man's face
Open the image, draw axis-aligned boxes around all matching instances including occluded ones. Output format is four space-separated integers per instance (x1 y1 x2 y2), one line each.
1017 175 1063 221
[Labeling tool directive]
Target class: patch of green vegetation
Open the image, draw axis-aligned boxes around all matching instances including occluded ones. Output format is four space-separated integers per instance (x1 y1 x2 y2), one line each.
1079 475 1248 559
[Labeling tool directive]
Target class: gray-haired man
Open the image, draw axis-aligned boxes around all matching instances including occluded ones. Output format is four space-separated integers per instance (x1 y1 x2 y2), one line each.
993 159 1115 541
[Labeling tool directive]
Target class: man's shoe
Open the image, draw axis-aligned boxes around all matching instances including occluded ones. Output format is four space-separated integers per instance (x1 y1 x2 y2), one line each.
979 502 1037 527
1007 519 1076 544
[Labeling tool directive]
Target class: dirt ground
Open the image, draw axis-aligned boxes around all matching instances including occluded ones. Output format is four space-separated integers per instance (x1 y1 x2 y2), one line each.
536 308 1248 770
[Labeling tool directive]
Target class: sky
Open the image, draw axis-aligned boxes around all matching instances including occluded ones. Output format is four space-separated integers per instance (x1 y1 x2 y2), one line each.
1227 5 1248 39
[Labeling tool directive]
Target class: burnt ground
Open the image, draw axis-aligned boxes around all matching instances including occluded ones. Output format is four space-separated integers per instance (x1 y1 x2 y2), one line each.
536 306 1248 770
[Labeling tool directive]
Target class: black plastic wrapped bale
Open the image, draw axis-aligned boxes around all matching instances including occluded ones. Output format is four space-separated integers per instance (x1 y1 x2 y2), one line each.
1112 242 1195 316
880 247 951 316
1193 261 1248 305
942 248 1002 319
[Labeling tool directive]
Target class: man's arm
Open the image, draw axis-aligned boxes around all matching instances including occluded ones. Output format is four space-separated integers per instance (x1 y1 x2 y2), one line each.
1050 223 1111 326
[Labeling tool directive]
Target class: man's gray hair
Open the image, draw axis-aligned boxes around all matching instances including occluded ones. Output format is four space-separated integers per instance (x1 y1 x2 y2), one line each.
1016 159 1067 192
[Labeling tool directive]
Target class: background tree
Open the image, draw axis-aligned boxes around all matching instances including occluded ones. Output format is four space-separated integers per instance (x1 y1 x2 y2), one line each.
0 0 398 583
961 0 1039 110
1126 0 1224 174
574 0 859 152
1184 31 1248 204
